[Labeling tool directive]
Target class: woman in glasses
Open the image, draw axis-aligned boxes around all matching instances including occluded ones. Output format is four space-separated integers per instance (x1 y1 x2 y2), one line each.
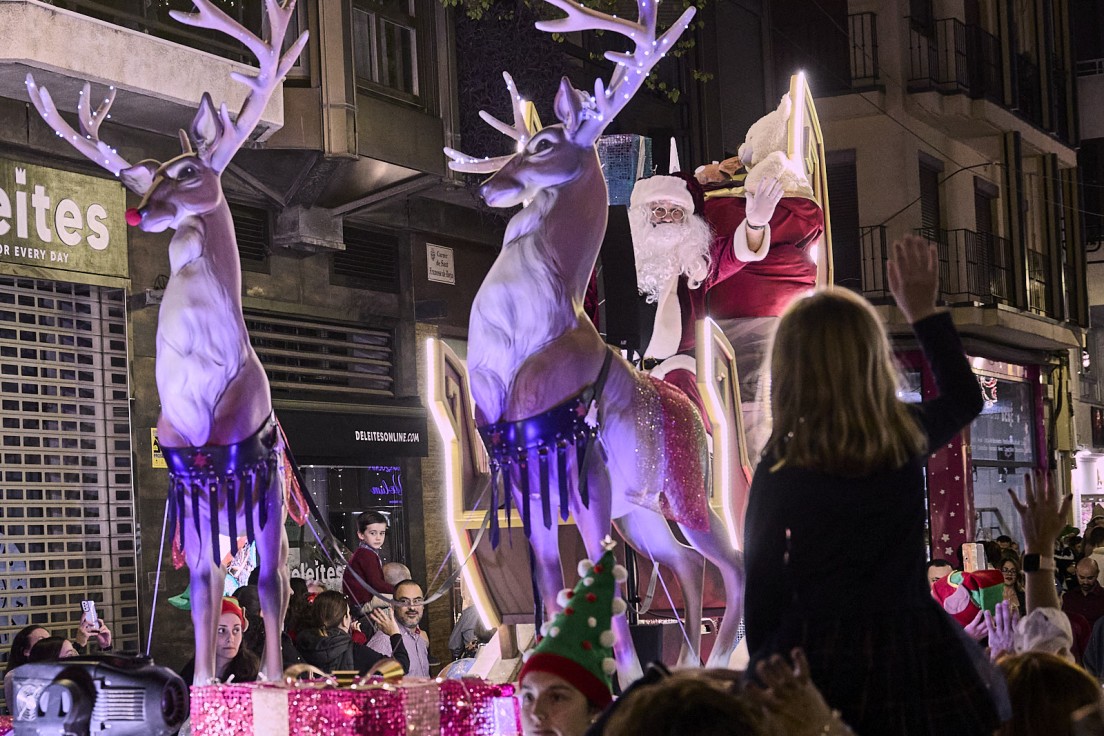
1000 553 1026 615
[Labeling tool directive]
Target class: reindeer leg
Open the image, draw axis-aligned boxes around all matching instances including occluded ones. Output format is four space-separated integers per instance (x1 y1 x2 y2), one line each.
678 508 745 668
185 515 226 684
522 460 564 625
615 508 706 669
254 474 290 682
571 469 644 684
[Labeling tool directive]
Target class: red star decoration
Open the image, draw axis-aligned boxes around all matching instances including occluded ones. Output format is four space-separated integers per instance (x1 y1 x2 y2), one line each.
575 403 587 417
193 453 208 468
491 430 503 445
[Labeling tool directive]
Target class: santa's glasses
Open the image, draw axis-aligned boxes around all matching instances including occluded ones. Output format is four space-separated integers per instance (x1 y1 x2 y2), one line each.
648 205 686 222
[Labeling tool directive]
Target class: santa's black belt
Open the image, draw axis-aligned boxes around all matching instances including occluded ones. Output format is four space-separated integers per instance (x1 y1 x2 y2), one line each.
163 413 279 565
477 349 613 545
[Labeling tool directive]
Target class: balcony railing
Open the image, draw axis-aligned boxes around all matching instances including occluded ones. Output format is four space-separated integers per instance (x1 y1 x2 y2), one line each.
907 17 1001 102
848 12 879 89
1078 58 1104 77
859 226 1016 307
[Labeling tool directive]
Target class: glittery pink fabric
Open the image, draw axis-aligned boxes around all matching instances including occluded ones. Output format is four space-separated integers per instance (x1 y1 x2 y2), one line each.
627 373 710 531
190 684 256 736
288 678 440 736
439 679 520 736
0 715 13 736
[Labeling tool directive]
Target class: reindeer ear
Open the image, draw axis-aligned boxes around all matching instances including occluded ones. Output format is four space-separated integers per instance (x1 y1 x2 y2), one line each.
119 160 158 196
190 93 222 162
554 77 583 135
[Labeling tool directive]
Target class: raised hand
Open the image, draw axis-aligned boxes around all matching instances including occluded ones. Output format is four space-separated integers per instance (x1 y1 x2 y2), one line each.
984 600 1017 661
370 606 400 637
886 235 940 323
748 649 855 735
746 175 783 228
1009 470 1072 554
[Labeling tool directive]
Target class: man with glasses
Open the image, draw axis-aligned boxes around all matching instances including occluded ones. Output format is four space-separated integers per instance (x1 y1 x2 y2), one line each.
367 579 430 676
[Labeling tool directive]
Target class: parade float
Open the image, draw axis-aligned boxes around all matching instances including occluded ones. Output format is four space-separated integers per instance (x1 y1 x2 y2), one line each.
9 0 834 728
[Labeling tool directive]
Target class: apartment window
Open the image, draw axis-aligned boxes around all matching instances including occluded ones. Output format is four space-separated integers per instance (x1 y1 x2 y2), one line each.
353 0 420 100
918 156 943 232
826 151 860 291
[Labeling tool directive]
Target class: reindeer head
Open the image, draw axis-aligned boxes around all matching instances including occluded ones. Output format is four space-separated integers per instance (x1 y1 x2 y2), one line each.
445 0 696 206
27 0 308 229
478 79 605 208
122 97 231 232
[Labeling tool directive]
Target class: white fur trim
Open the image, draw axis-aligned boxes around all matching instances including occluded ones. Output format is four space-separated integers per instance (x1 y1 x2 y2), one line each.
599 630 615 648
630 176 694 212
649 354 696 381
732 223 771 262
612 565 628 583
584 577 595 587
556 589 573 608
602 658 617 675
549 626 561 638
588 617 598 628
578 560 594 576
611 599 627 615
643 278 681 360
540 622 550 637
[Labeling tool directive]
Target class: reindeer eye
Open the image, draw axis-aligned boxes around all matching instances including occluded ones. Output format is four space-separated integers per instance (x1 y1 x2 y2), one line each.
178 165 198 180
533 139 553 153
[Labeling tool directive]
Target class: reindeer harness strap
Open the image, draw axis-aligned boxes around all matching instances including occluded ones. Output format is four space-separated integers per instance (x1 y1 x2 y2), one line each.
478 349 614 547
164 413 309 566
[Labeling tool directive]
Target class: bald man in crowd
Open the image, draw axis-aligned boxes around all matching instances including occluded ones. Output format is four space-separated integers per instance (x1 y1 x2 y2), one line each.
1063 558 1104 628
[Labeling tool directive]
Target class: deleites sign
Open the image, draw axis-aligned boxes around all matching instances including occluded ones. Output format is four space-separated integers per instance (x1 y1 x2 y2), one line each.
427 243 455 285
0 157 128 283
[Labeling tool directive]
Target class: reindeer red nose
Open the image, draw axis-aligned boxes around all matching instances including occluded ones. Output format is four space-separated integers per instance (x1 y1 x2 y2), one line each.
125 208 142 227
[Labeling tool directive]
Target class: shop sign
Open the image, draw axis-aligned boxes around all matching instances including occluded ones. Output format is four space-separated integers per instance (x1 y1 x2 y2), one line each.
427 243 455 284
0 157 127 281
278 408 429 461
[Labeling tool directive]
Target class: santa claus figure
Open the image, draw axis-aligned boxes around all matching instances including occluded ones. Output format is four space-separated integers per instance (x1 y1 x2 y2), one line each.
627 96 825 461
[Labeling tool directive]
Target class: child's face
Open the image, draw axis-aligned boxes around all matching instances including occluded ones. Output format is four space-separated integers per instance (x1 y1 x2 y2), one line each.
359 522 387 549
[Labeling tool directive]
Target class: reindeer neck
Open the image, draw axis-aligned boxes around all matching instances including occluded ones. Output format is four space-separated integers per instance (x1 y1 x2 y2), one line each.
168 200 242 295
543 154 607 298
504 152 607 301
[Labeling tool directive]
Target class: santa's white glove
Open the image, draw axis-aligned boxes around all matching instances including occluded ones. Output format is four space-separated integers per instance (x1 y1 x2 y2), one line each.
745 175 783 229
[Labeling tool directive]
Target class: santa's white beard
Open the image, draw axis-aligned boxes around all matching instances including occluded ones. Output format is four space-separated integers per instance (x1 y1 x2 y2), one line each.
629 209 713 302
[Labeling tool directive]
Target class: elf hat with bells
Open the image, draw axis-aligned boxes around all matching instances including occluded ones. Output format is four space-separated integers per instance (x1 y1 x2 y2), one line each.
518 539 629 708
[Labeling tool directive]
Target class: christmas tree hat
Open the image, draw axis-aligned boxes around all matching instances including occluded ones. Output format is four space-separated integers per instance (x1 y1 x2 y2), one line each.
518 539 628 708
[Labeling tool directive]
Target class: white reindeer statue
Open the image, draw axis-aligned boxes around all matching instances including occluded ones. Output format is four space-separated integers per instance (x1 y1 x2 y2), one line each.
445 0 745 675
27 0 308 683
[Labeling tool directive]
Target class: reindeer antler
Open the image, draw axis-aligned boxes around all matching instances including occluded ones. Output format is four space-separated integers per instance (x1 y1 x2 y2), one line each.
536 0 695 145
25 77 133 178
445 72 541 174
170 0 309 172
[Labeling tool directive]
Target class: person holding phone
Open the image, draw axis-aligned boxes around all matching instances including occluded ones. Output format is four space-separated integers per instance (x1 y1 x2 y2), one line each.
73 601 112 655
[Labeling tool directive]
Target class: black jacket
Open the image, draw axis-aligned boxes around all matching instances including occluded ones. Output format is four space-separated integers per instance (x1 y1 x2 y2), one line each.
295 627 408 676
